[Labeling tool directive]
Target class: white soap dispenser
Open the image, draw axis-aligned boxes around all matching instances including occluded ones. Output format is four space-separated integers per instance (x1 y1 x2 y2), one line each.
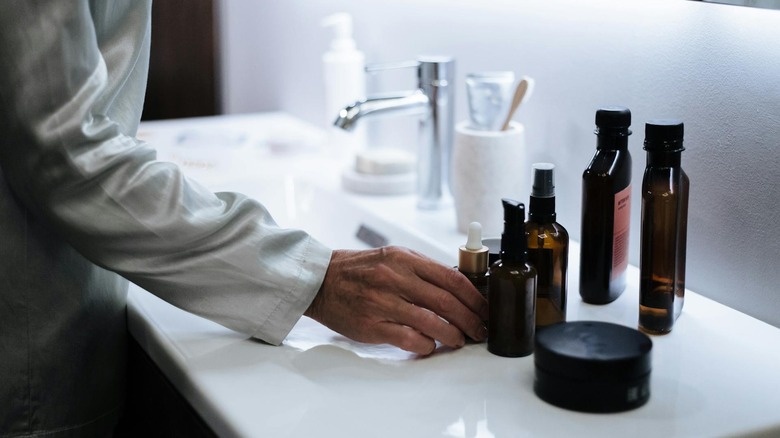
321 13 366 129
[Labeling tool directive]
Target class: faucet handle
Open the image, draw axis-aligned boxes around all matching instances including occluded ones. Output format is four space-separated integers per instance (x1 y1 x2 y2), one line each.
366 56 455 85
365 60 421 74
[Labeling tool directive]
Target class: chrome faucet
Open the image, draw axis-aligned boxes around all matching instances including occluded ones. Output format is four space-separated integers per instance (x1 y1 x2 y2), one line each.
334 56 455 210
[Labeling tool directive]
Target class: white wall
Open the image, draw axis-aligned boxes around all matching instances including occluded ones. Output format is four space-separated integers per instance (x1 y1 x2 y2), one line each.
219 0 780 328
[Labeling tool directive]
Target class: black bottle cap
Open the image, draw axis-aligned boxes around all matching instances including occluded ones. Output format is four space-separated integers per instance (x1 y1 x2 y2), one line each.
500 198 528 262
594 106 632 137
644 120 685 152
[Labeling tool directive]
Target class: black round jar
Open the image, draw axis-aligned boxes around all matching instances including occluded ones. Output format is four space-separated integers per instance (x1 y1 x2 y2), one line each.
534 321 652 413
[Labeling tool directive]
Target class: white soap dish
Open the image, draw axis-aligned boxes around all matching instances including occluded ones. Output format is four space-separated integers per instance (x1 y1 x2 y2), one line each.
341 167 415 195
341 148 416 195
355 148 415 175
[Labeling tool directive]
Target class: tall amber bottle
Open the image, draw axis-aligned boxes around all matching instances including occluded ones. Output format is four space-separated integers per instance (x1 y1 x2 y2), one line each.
488 199 537 357
579 107 632 304
639 120 689 335
526 163 569 327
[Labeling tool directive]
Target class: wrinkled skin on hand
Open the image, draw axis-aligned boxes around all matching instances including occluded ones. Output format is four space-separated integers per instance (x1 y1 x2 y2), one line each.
305 246 489 356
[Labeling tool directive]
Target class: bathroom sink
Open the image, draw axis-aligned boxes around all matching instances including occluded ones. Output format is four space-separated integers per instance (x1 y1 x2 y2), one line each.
207 175 456 267
142 111 457 266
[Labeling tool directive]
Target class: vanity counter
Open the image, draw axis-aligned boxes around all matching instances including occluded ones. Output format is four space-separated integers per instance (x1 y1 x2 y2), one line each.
130 113 780 437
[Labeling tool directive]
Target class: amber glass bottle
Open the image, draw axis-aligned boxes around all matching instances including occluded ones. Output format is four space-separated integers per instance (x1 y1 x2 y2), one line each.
526 163 569 327
639 120 689 335
579 107 632 304
488 199 537 357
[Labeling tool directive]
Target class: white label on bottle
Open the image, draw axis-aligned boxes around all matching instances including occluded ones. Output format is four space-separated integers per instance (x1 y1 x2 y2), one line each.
612 185 631 280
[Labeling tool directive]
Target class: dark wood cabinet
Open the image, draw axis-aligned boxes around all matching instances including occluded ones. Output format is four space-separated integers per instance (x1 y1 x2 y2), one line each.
142 0 219 120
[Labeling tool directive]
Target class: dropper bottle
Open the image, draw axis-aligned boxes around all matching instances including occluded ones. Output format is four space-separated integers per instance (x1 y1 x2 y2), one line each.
526 163 569 327
458 222 490 300
488 199 538 357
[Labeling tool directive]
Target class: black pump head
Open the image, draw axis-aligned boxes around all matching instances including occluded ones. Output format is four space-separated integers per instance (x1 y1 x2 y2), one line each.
531 163 555 198
529 163 557 222
500 198 528 262
502 198 525 226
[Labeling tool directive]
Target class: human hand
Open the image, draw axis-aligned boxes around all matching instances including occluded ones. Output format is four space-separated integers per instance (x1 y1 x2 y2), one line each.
304 246 489 356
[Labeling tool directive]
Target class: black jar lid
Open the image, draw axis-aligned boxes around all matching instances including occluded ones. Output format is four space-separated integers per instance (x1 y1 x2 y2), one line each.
534 321 653 413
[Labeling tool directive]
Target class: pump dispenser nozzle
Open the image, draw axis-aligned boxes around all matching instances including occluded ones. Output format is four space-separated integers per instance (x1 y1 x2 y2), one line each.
500 199 528 263
529 163 557 222
321 13 356 51
532 163 555 198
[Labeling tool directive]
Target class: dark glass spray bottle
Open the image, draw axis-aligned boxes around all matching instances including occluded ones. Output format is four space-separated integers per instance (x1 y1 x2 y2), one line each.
579 107 633 304
488 199 537 357
639 120 689 335
526 163 569 327
458 221 489 300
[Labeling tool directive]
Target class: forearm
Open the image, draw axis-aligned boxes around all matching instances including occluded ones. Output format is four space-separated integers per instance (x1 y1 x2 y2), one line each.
0 0 332 344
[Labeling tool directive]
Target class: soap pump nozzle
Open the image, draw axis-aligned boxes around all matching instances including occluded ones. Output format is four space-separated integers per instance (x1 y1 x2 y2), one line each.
500 198 528 263
321 12 356 52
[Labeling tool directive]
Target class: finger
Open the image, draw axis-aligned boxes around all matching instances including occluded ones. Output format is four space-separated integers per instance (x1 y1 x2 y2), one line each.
373 321 437 356
410 253 489 321
400 278 487 342
392 301 465 349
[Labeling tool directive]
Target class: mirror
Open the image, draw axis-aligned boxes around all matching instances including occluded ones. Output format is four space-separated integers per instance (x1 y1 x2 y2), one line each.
694 0 780 10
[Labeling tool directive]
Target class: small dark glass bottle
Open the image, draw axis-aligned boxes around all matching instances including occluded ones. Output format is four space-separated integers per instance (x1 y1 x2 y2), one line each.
526 163 569 327
488 199 537 357
639 120 689 335
579 107 633 304
458 221 489 300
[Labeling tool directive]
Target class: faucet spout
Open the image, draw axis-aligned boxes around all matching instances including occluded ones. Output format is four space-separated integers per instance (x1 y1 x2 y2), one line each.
332 56 455 210
333 91 429 131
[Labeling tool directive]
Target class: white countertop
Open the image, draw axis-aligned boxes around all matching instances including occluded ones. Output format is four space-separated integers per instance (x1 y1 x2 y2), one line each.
130 113 780 438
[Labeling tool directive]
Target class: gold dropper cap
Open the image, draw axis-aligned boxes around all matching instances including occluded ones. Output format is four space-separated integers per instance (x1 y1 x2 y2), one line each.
459 222 489 274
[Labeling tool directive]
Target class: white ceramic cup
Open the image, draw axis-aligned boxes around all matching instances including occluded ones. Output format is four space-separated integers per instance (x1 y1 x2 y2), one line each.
451 120 527 237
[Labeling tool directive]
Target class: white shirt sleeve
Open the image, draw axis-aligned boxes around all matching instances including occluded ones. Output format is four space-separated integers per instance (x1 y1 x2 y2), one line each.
0 0 332 345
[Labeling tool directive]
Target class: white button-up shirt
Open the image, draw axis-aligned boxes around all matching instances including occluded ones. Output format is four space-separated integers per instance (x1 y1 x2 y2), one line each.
0 1 332 435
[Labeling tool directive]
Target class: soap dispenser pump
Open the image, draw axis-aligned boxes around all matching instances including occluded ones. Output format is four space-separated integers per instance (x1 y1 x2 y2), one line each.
488 199 538 357
321 13 366 129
